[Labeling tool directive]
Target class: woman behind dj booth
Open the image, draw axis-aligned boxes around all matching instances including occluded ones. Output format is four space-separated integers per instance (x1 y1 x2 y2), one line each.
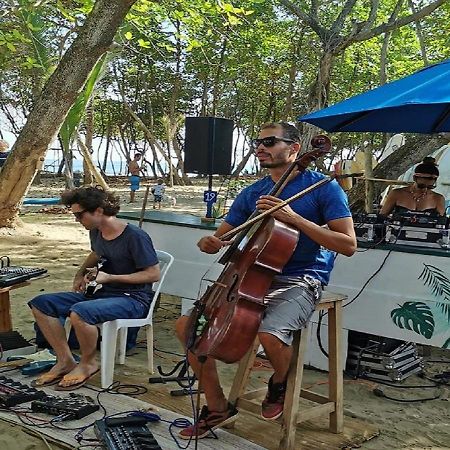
380 157 446 217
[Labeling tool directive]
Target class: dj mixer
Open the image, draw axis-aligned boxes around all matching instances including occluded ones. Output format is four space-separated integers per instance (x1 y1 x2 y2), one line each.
0 266 47 288
353 212 450 249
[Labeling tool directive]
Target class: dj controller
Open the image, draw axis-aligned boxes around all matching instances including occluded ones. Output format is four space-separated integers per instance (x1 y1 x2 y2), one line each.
353 212 450 249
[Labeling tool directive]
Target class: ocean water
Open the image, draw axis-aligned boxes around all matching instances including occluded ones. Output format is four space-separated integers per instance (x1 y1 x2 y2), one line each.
44 159 127 175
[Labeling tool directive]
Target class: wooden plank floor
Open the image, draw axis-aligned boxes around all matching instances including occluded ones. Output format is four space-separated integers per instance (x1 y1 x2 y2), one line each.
106 369 379 450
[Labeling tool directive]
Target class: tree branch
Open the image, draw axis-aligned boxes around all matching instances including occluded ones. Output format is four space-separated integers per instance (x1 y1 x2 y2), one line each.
278 0 328 39
361 0 380 32
310 0 319 19
353 0 445 43
331 0 358 34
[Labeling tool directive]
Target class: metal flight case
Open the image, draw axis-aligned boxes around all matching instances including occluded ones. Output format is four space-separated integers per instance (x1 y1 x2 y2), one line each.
346 332 423 382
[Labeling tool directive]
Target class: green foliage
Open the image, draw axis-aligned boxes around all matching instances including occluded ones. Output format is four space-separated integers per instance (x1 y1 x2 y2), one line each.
391 302 435 339
2 0 450 177
59 54 108 153
212 197 226 218
227 178 252 198
443 337 450 349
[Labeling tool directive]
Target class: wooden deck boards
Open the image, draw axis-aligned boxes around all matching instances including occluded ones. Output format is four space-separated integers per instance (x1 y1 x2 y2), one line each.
108 360 379 450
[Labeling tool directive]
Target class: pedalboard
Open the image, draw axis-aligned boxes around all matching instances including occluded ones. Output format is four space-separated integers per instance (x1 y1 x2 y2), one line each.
94 416 162 450
31 393 99 420
0 375 46 407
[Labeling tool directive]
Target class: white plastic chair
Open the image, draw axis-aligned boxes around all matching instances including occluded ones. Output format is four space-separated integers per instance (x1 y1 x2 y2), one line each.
65 250 174 388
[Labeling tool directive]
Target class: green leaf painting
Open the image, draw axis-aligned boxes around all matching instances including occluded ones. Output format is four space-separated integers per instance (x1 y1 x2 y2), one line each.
443 337 450 349
391 302 435 339
419 264 450 323
419 264 450 302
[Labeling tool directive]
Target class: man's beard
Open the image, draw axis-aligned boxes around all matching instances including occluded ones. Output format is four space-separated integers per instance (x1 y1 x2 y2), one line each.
260 160 285 169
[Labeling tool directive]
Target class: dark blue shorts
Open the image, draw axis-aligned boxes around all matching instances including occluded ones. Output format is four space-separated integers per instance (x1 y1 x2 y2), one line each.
28 292 149 325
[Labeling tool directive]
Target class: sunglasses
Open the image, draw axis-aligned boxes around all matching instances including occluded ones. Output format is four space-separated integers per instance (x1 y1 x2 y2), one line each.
414 175 437 180
251 136 295 149
73 209 88 220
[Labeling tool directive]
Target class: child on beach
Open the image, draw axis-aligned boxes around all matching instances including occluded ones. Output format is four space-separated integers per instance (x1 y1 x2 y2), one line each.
151 179 166 209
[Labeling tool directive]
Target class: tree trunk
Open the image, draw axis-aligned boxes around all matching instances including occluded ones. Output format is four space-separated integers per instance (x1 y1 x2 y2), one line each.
308 51 334 111
77 135 109 190
0 0 136 227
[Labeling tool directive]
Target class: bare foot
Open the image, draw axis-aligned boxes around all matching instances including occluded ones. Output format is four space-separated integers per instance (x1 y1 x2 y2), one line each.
57 362 99 388
33 360 78 386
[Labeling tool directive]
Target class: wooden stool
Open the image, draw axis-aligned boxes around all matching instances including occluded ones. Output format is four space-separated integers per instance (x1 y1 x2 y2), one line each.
228 291 346 450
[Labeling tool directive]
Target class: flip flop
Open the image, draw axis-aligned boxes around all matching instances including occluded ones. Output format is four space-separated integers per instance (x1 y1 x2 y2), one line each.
54 369 100 391
31 373 64 387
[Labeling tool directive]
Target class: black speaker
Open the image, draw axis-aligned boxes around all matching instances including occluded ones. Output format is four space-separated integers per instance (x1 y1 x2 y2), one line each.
184 117 233 175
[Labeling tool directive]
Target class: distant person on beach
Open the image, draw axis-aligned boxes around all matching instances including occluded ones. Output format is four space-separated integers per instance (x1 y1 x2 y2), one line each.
128 152 142 203
380 157 445 217
0 139 10 168
28 186 160 390
151 178 166 209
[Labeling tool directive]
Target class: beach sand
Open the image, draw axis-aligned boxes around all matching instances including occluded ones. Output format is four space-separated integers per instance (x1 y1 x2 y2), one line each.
0 176 449 449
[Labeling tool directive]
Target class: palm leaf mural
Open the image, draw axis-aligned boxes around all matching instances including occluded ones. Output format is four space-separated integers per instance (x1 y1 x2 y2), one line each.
443 337 450 349
419 264 450 323
391 302 435 339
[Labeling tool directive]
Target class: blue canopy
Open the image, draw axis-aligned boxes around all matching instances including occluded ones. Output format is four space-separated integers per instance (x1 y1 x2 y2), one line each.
299 59 450 133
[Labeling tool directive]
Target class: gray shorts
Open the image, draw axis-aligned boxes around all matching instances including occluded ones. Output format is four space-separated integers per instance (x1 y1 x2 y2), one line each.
185 275 322 347
260 275 322 345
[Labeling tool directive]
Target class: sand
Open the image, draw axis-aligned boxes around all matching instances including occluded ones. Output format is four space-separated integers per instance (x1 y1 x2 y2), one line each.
0 175 449 449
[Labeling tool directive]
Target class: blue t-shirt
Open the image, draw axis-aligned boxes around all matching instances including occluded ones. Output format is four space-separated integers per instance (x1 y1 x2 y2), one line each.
89 223 159 304
225 170 351 285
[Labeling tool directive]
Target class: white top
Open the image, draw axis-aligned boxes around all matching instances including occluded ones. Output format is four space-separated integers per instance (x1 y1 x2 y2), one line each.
152 184 165 196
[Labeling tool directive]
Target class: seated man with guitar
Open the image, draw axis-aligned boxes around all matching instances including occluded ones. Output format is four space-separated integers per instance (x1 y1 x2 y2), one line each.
29 186 160 390
176 122 356 439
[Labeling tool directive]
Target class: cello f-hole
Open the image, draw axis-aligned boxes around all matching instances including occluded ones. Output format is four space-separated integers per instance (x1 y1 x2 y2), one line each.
227 273 239 302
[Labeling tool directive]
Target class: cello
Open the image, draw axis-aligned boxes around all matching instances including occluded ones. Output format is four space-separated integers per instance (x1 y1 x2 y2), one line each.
185 136 332 364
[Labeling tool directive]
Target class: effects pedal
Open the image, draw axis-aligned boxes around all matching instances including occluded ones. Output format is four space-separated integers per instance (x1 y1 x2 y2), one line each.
0 376 46 407
31 393 99 420
94 416 162 450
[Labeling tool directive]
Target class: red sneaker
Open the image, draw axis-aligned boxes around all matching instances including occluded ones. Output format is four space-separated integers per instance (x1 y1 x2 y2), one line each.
261 376 287 420
179 403 239 440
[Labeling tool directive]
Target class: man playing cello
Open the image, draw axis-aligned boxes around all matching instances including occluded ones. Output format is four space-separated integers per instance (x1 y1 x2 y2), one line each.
176 122 356 439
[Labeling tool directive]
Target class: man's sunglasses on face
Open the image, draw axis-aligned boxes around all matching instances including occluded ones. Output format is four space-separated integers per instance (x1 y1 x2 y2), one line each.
251 136 295 150
73 209 88 220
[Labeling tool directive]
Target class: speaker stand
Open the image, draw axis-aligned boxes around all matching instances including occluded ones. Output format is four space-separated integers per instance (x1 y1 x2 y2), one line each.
203 173 218 221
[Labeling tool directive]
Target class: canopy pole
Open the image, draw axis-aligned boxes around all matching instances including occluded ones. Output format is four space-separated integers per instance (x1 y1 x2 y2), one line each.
364 143 374 213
